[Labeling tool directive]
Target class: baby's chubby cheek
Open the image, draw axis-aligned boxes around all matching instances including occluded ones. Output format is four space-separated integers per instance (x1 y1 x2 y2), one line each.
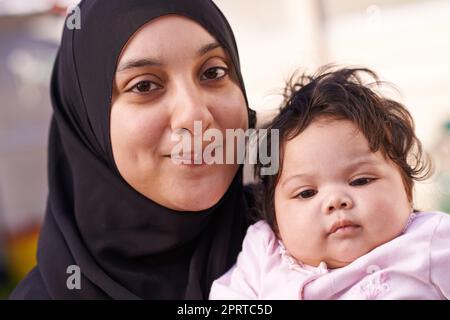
361 205 410 249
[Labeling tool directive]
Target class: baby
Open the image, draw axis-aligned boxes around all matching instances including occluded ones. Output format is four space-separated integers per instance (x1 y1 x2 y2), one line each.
209 67 450 300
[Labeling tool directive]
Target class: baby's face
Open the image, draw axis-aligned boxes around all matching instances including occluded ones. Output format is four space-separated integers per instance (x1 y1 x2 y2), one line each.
274 118 412 268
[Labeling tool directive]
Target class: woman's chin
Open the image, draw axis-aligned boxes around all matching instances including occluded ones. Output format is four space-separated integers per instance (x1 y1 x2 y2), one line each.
166 166 238 211
129 164 238 211
169 187 226 212
134 181 228 211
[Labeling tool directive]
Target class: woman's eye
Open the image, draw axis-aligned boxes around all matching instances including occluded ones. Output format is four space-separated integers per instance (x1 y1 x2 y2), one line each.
130 80 161 94
296 189 317 199
201 67 228 81
350 178 374 186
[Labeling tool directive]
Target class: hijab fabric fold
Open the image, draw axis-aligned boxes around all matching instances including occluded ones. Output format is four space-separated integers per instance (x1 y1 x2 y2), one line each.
10 0 256 300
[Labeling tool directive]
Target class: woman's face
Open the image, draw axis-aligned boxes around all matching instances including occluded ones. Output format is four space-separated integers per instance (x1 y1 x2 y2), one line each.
111 15 248 211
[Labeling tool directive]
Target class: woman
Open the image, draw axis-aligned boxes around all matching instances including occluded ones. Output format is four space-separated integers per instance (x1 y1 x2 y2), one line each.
10 0 256 299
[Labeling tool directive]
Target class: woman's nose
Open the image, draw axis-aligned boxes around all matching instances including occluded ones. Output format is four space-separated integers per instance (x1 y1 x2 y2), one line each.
322 192 354 214
169 82 214 134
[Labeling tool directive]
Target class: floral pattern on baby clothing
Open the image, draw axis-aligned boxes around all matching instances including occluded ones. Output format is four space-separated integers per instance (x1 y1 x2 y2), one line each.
359 269 390 299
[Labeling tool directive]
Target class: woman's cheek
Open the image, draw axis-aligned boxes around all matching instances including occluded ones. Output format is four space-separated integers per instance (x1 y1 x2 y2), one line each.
126 108 167 149
111 104 163 166
213 90 248 129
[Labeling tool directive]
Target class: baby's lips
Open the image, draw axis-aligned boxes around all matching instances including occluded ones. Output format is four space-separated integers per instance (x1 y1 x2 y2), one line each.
328 219 360 235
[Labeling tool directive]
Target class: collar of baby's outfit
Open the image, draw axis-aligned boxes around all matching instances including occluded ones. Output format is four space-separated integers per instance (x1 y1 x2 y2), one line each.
401 212 417 234
278 240 329 275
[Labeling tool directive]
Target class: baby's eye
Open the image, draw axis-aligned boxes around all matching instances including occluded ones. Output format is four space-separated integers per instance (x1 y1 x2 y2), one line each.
130 80 162 94
201 67 228 81
350 178 375 186
296 189 317 199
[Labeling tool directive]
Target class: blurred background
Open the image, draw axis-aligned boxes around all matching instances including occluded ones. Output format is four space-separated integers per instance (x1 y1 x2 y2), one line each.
0 0 449 299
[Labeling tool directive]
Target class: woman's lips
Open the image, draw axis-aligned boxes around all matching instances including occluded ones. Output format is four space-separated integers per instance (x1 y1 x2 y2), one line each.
166 148 220 166
166 155 205 166
165 152 209 166
328 219 361 235
171 152 203 163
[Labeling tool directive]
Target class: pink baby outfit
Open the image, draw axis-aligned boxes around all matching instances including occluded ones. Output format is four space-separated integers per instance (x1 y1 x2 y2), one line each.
209 211 450 300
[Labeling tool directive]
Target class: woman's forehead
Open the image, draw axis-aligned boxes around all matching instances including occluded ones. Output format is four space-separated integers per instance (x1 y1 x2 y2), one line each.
117 15 219 66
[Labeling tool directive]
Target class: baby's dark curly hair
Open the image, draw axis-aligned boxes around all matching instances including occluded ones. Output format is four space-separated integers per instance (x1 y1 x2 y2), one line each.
254 66 432 232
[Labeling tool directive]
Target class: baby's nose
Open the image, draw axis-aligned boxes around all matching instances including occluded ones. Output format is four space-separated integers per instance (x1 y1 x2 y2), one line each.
323 194 353 214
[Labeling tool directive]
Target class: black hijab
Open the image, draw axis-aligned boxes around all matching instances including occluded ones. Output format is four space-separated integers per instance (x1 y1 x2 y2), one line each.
10 0 256 300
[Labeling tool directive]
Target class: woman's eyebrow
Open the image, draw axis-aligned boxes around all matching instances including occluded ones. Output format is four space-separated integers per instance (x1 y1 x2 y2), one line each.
117 42 224 73
197 42 223 57
117 58 163 73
